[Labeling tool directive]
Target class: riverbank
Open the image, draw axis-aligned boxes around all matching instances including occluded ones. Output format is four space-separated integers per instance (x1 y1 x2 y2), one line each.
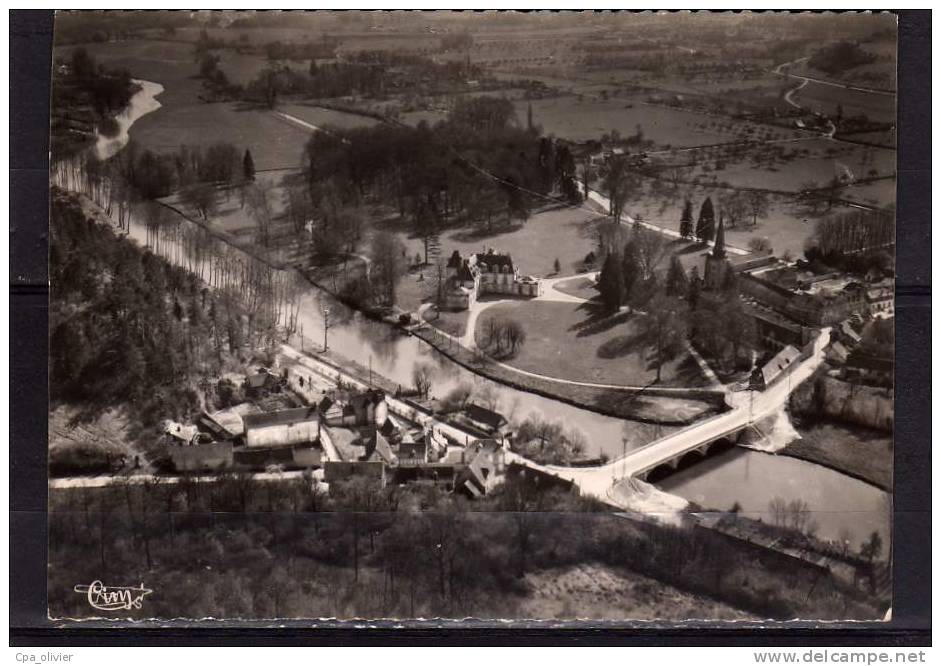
412 323 720 426
784 418 893 492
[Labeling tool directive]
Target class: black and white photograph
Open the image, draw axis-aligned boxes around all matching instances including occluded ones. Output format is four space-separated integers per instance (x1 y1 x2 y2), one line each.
43 9 898 623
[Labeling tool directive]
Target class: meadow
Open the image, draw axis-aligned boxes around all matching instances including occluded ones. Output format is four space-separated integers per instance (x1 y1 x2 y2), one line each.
792 80 896 125
62 39 313 170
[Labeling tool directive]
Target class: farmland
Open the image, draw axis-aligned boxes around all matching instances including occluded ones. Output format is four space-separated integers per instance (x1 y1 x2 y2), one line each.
56 39 313 169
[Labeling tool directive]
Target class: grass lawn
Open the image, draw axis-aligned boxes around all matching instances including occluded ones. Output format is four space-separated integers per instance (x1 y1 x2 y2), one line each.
475 300 707 388
787 419 893 491
421 306 469 338
438 205 603 279
396 268 435 313
552 276 599 301
631 182 822 261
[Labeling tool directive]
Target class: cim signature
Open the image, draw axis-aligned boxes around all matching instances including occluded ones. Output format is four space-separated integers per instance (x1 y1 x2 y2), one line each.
73 580 152 611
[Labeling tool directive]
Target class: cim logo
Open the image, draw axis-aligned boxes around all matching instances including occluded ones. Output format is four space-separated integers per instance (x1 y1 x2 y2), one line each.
73 580 152 611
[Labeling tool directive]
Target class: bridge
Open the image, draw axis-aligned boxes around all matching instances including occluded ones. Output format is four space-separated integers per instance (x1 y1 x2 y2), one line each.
528 327 832 502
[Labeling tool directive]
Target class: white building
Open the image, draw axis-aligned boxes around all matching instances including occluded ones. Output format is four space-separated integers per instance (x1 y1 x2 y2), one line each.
442 249 542 310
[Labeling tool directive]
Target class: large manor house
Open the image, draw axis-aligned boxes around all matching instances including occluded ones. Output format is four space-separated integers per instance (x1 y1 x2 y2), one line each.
443 249 542 310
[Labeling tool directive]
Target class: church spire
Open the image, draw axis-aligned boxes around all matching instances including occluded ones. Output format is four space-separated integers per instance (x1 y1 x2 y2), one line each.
713 212 726 259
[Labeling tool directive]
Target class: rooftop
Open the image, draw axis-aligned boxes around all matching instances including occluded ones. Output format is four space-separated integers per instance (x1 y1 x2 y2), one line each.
242 406 320 430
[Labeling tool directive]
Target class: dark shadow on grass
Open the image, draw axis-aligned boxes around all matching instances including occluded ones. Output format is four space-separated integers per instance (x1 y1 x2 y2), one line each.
450 221 526 243
569 303 635 338
671 354 709 387
675 240 710 255
595 329 648 360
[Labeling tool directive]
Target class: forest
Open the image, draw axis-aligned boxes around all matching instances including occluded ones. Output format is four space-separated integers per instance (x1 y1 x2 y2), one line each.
50 47 138 158
49 190 300 457
303 97 581 263
47 472 885 621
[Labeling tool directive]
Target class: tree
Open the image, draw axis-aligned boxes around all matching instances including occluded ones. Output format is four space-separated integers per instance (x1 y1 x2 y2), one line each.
720 192 747 228
601 155 636 223
665 255 688 297
721 296 757 372
553 257 561 274
180 183 218 221
860 531 883 563
598 253 625 312
641 294 688 383
633 228 668 281
369 231 406 307
679 198 694 239
745 190 770 227
748 237 772 254
687 266 702 308
242 149 256 182
620 239 642 308
412 363 434 399
696 197 716 243
503 318 526 355
245 182 274 247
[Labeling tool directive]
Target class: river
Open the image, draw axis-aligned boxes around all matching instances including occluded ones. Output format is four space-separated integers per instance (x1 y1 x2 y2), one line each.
90 79 891 548
94 79 164 161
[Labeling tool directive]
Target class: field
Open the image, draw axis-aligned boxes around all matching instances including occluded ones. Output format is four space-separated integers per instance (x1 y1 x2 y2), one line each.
519 563 753 621
685 138 896 194
618 182 813 261
61 39 313 170
277 102 382 131
792 81 896 125
517 95 788 147
835 177 897 208
475 301 707 389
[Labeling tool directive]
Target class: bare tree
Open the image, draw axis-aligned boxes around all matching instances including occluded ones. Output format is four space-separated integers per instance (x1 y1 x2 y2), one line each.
745 190 770 227
412 362 434 399
246 181 275 247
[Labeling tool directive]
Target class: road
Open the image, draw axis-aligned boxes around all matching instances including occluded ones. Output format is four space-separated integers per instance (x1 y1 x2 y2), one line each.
49 468 315 490
585 189 750 256
534 327 831 501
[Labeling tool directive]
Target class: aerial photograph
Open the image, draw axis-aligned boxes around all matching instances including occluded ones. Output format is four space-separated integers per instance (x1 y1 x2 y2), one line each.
47 10 895 622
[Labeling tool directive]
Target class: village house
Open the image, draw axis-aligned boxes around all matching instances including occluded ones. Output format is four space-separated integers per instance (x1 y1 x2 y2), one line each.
325 389 388 428
750 345 802 391
243 367 281 397
455 439 507 498
243 406 322 448
443 249 542 310
866 282 895 318
454 403 511 438
845 352 894 386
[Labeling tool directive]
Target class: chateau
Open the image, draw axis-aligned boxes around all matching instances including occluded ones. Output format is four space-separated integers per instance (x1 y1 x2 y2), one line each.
443 249 542 310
